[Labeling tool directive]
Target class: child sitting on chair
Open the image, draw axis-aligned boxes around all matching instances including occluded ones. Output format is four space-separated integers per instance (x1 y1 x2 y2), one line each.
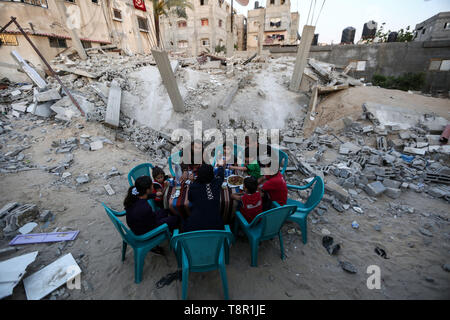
231 176 263 223
152 166 169 209
183 161 225 232
229 147 261 180
258 160 288 208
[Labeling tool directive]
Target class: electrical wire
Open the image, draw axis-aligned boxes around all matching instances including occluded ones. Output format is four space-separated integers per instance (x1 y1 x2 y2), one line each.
310 0 317 25
306 0 313 26
314 0 326 26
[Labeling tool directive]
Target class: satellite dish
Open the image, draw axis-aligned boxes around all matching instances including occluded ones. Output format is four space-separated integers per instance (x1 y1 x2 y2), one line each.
235 0 249 5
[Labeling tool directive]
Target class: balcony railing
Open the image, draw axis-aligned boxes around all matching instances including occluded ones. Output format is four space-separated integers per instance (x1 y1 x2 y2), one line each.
0 0 48 9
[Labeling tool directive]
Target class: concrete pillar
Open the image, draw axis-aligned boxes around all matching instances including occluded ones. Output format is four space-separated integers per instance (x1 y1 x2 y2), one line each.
151 49 185 113
55 0 87 60
226 14 234 57
289 25 315 92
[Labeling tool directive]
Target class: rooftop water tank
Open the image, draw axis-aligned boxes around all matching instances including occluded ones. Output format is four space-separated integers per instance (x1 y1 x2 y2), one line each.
362 20 378 39
341 27 356 44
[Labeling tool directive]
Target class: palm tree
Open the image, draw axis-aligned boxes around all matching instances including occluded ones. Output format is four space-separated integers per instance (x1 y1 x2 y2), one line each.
152 0 193 47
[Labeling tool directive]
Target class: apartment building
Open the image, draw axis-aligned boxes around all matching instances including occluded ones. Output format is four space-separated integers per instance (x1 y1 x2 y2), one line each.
415 11 450 42
0 0 156 81
159 0 242 56
247 0 299 52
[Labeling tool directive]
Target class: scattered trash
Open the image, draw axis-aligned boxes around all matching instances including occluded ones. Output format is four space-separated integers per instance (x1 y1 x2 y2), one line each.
322 236 341 256
0 251 38 299
9 231 79 246
156 270 182 289
339 261 357 274
375 247 388 259
351 221 359 229
23 253 81 300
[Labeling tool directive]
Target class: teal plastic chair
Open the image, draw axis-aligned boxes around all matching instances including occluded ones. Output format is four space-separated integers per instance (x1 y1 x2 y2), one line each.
268 147 288 175
170 226 235 300
128 163 154 186
283 176 325 244
234 204 297 267
168 150 182 177
102 203 171 284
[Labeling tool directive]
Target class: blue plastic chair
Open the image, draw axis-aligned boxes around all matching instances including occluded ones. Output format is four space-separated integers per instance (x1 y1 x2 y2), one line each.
170 226 235 300
283 176 325 244
234 204 297 267
128 163 154 186
102 203 171 284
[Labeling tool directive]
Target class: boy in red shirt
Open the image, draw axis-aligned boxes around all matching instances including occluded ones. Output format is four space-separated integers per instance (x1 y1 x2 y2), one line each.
258 168 288 206
232 177 263 223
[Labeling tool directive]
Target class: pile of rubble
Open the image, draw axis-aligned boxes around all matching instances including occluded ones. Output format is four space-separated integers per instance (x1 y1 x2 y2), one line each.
0 202 53 238
282 103 450 217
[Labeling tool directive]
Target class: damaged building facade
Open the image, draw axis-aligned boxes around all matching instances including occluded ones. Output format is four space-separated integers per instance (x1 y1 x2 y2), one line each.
0 0 157 82
159 0 246 55
246 0 299 52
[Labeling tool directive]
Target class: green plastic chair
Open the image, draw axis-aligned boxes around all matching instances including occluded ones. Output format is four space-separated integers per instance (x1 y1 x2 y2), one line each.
283 176 325 244
234 204 297 267
128 163 154 186
170 226 235 300
102 203 171 284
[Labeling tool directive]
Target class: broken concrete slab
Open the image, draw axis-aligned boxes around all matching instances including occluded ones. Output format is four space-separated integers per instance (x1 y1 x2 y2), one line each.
34 88 61 102
385 187 401 199
151 49 185 113
11 50 47 89
0 251 39 300
325 180 350 203
339 142 361 155
403 147 427 156
104 79 122 127
32 102 54 118
11 102 27 113
90 140 103 151
365 181 386 197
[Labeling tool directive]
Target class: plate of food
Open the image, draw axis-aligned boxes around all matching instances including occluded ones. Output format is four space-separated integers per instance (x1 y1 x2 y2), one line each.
227 175 244 188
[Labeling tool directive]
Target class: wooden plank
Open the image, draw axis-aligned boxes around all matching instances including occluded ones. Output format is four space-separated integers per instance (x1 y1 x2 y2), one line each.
289 25 316 92
10 50 47 89
308 86 319 121
152 49 185 113
52 64 98 78
104 79 121 127
318 83 349 94
218 81 239 109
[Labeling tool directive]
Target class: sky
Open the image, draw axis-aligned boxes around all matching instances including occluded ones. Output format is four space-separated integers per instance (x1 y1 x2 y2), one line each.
233 0 450 44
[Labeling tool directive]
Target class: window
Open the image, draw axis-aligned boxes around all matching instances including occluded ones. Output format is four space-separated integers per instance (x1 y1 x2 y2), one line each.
429 59 450 71
270 18 281 28
422 28 426 34
178 20 187 28
137 17 149 32
201 19 209 26
200 0 207 5
49 37 67 48
0 34 18 46
66 0 75 2
91 0 98 3
113 9 122 21
270 0 274 4
178 40 188 48
254 36 258 41
445 22 450 30
218 19 223 27
281 0 285 4
201 38 209 46
218 0 222 8
81 41 92 49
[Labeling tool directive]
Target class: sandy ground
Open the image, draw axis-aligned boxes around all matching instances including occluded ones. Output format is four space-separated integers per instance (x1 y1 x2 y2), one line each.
1 114 449 300
303 86 450 136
